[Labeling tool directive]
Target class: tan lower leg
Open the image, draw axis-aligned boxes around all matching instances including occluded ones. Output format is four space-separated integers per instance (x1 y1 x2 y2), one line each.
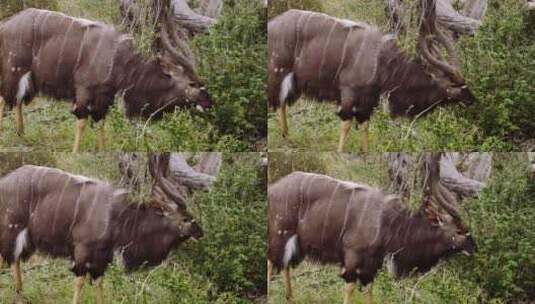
15 102 23 136
267 260 273 294
72 276 85 304
338 120 352 152
343 282 356 304
72 118 86 153
96 120 106 151
278 104 288 137
364 284 373 304
0 97 5 131
12 260 22 293
95 276 104 304
283 267 292 301
360 121 369 153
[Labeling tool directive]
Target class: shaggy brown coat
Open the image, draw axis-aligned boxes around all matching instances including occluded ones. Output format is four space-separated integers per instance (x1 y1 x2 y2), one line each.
268 171 475 285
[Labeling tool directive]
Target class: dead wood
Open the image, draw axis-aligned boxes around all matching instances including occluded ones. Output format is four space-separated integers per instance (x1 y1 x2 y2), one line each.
386 0 487 36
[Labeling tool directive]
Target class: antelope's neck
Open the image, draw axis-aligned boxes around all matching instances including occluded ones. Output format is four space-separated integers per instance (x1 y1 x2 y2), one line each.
111 203 151 248
383 210 437 253
376 43 414 93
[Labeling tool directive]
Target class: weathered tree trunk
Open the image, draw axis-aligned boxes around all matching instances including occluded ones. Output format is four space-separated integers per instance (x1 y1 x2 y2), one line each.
385 152 413 199
385 0 487 36
196 0 224 19
121 0 223 35
169 152 221 190
439 153 489 198
386 152 491 211
118 153 221 204
173 0 219 34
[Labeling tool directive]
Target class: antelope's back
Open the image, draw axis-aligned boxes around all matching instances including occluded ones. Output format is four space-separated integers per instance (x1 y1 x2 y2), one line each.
0 165 117 257
269 172 389 262
268 10 385 90
0 9 127 100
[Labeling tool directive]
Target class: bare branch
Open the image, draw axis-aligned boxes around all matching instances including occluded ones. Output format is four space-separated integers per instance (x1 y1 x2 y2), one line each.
193 152 222 176
173 0 218 34
196 0 223 19
168 153 220 190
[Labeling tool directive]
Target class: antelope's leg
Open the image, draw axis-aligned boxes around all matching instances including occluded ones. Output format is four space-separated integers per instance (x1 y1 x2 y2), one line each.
283 267 292 302
96 120 106 151
72 276 85 304
72 118 86 153
364 283 373 304
343 282 356 304
360 120 369 153
95 276 104 304
277 104 288 138
0 96 5 131
338 120 352 152
15 102 23 136
12 260 22 293
267 260 273 294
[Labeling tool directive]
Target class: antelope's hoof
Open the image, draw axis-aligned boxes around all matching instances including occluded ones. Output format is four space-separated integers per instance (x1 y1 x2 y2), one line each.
14 292 28 304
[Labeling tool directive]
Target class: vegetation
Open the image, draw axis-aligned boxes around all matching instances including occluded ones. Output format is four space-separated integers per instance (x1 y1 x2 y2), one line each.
0 0 266 152
268 152 535 303
267 0 535 152
0 152 266 303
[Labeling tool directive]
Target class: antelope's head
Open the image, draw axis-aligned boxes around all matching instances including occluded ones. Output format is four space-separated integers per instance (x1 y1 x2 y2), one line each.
150 155 204 242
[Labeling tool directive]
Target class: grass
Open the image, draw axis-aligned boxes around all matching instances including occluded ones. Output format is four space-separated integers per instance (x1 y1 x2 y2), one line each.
0 257 212 304
0 99 243 152
267 99 499 152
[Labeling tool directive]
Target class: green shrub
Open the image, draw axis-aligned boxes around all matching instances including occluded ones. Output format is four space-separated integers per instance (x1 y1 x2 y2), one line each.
175 153 266 300
463 153 535 301
458 0 535 146
193 0 267 145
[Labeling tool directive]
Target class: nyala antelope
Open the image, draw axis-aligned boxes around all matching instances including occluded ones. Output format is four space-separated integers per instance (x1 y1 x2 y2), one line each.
268 172 476 304
0 8 213 152
0 163 202 303
268 9 476 152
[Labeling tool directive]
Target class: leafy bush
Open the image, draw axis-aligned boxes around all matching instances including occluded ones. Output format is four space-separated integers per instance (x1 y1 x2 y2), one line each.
176 153 266 301
194 0 267 145
459 0 535 147
463 153 535 301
